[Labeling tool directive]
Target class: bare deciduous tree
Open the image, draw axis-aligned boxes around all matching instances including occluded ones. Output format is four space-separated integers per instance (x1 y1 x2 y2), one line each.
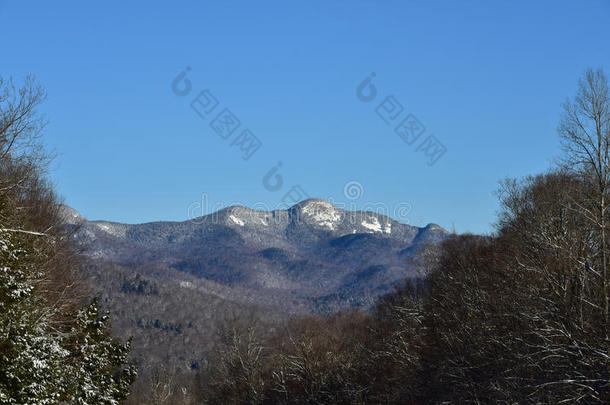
0 75 48 188
559 68 610 331
204 318 266 405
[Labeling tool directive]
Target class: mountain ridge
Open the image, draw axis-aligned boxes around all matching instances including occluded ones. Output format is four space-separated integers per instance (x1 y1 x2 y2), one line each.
61 198 444 229
64 199 449 312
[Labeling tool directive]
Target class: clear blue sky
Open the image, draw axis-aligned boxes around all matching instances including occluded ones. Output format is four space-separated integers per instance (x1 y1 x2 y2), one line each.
1 0 609 234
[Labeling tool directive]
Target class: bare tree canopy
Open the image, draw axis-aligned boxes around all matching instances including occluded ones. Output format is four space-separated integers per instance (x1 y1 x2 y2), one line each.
0 76 47 165
559 68 610 332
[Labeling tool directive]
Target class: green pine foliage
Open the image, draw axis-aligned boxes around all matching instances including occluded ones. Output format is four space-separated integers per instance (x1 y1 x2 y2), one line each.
65 299 136 404
0 229 136 405
0 230 66 405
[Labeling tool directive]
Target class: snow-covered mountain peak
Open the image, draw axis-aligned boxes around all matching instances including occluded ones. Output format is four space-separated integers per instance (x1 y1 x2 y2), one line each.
291 199 344 230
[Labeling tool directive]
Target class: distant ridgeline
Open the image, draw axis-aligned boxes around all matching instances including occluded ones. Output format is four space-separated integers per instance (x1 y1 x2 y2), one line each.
62 199 448 314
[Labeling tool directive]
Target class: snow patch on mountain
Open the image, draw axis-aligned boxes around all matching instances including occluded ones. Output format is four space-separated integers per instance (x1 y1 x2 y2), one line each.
179 281 195 289
383 221 392 234
229 215 245 226
93 222 127 238
299 199 343 230
362 217 382 233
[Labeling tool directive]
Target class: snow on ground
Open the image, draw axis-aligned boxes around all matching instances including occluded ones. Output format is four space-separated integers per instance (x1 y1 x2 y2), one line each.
300 200 342 230
383 221 392 234
94 222 127 238
229 215 245 226
361 217 382 233
179 281 195 289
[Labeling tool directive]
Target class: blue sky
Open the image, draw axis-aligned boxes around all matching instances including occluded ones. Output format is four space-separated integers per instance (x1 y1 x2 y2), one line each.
1 0 609 233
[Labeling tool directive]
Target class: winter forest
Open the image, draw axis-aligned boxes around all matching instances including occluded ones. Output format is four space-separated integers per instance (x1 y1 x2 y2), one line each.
2 1 610 402
1 68 608 403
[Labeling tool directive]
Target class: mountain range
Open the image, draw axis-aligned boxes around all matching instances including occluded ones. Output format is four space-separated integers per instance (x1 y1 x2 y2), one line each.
64 198 448 313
